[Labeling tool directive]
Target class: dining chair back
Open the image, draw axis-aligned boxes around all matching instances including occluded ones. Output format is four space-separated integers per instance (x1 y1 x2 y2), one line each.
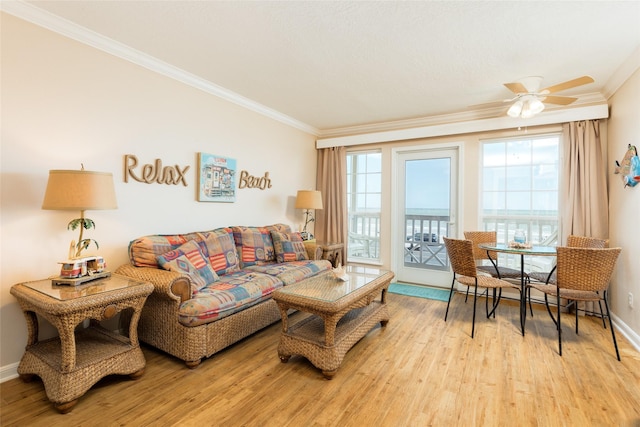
530 235 608 284
463 231 522 280
566 235 609 249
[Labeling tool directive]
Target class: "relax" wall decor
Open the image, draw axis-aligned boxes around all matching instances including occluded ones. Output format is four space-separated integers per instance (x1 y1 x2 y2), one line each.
124 154 190 186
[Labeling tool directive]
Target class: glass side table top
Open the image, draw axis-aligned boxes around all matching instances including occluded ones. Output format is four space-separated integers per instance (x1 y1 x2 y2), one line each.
275 265 392 303
19 274 146 301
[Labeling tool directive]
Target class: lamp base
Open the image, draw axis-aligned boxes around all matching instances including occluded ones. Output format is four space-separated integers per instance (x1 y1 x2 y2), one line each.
300 231 314 241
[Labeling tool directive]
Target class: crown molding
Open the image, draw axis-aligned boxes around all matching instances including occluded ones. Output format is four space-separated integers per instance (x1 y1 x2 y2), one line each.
0 1 320 136
317 92 608 139
316 103 609 148
602 44 640 99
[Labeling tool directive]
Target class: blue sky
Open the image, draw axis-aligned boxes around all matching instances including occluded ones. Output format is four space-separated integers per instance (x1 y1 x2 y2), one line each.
405 158 450 210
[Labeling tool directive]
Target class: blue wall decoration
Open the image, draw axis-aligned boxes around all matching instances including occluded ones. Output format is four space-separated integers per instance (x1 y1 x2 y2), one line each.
614 144 640 188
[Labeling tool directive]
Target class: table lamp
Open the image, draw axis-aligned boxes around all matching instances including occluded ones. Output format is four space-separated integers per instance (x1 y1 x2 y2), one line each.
295 190 323 240
42 167 118 259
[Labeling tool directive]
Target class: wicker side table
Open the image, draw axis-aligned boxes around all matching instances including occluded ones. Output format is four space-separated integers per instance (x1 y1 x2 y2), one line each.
10 274 153 413
317 242 345 268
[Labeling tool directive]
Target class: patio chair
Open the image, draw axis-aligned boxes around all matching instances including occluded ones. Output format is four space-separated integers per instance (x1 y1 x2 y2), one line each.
529 246 622 360
443 237 522 338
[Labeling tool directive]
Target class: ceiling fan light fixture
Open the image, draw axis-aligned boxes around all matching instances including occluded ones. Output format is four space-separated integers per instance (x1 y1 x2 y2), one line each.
520 101 535 119
529 98 545 115
507 100 524 118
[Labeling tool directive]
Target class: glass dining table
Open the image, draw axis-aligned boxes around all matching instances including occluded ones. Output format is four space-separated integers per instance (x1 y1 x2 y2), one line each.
478 242 557 333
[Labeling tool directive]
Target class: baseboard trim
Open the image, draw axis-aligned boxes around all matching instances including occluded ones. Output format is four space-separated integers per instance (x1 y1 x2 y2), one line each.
612 313 640 354
0 362 19 384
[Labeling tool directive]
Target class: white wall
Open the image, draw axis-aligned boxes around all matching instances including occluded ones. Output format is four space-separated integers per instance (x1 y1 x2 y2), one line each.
607 68 640 337
0 14 317 375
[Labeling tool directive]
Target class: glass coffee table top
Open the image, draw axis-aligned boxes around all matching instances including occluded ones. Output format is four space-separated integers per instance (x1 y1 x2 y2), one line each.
275 265 392 303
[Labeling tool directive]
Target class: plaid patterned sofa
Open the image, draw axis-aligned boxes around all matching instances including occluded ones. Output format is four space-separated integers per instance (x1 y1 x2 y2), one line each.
115 224 332 368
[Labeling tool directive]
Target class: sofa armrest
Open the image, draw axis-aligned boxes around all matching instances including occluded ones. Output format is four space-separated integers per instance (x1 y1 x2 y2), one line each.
115 264 192 302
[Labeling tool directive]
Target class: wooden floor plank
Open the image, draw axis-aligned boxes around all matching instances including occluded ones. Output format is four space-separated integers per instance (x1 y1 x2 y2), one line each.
1 292 639 426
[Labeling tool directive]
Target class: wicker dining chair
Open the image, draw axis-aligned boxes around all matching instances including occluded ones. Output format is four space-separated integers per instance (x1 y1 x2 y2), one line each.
443 237 522 338
463 231 531 315
529 246 622 360
529 235 608 285
528 235 609 327
464 231 524 281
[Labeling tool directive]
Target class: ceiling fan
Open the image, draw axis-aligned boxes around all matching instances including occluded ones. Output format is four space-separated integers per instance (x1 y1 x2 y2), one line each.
479 75 594 118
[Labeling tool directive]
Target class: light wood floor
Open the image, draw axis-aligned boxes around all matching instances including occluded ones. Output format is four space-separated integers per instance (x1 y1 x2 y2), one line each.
2 292 640 426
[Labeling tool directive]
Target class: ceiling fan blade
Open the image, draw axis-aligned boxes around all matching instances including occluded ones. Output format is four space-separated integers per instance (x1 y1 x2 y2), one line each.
504 82 529 94
542 95 578 105
540 76 594 94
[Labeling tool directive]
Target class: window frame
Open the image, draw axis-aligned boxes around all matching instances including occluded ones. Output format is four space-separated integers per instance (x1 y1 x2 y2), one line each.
346 149 382 263
479 133 561 271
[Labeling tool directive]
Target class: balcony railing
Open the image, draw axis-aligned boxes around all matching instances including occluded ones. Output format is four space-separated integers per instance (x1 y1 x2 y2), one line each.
347 212 557 273
348 212 380 260
404 214 451 270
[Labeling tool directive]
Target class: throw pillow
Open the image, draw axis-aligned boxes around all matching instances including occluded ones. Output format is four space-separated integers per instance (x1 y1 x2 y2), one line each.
271 231 309 263
201 228 240 276
157 240 219 291
231 226 276 267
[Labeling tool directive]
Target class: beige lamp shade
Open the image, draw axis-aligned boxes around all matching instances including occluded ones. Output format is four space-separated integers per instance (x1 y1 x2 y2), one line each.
42 170 117 211
295 190 323 210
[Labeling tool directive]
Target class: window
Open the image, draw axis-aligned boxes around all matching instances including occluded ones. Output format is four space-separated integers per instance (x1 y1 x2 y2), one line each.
480 134 560 271
347 150 381 262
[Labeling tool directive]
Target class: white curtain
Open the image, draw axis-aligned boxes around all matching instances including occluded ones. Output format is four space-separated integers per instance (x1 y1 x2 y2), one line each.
560 120 609 315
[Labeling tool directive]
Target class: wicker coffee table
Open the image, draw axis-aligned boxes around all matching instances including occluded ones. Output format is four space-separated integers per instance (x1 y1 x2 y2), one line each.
272 266 394 379
10 274 153 413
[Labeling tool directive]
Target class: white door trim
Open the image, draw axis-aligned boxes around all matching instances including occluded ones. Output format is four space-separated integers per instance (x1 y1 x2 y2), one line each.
391 141 465 286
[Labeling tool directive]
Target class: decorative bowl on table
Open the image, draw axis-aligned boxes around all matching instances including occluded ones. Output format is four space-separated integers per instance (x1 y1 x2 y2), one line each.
332 264 349 281
508 241 533 249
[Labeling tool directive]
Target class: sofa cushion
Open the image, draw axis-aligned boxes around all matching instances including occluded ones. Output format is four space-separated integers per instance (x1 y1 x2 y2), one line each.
201 228 240 276
157 240 219 291
231 226 277 267
271 231 309 263
245 260 332 285
178 270 283 326
128 232 203 268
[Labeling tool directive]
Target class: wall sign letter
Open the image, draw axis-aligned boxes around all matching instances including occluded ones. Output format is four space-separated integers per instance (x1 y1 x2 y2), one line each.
124 154 190 186
238 170 272 190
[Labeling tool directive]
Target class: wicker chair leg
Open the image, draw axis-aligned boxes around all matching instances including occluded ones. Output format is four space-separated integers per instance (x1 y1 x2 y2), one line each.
444 275 456 321
464 286 469 303
527 279 534 317
518 287 525 336
603 292 621 361
543 293 558 328
557 288 563 356
471 282 478 338
575 301 579 334
597 293 607 329
486 288 502 318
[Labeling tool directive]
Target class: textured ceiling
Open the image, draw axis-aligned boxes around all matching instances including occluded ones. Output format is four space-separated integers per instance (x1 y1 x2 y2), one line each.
17 1 640 132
